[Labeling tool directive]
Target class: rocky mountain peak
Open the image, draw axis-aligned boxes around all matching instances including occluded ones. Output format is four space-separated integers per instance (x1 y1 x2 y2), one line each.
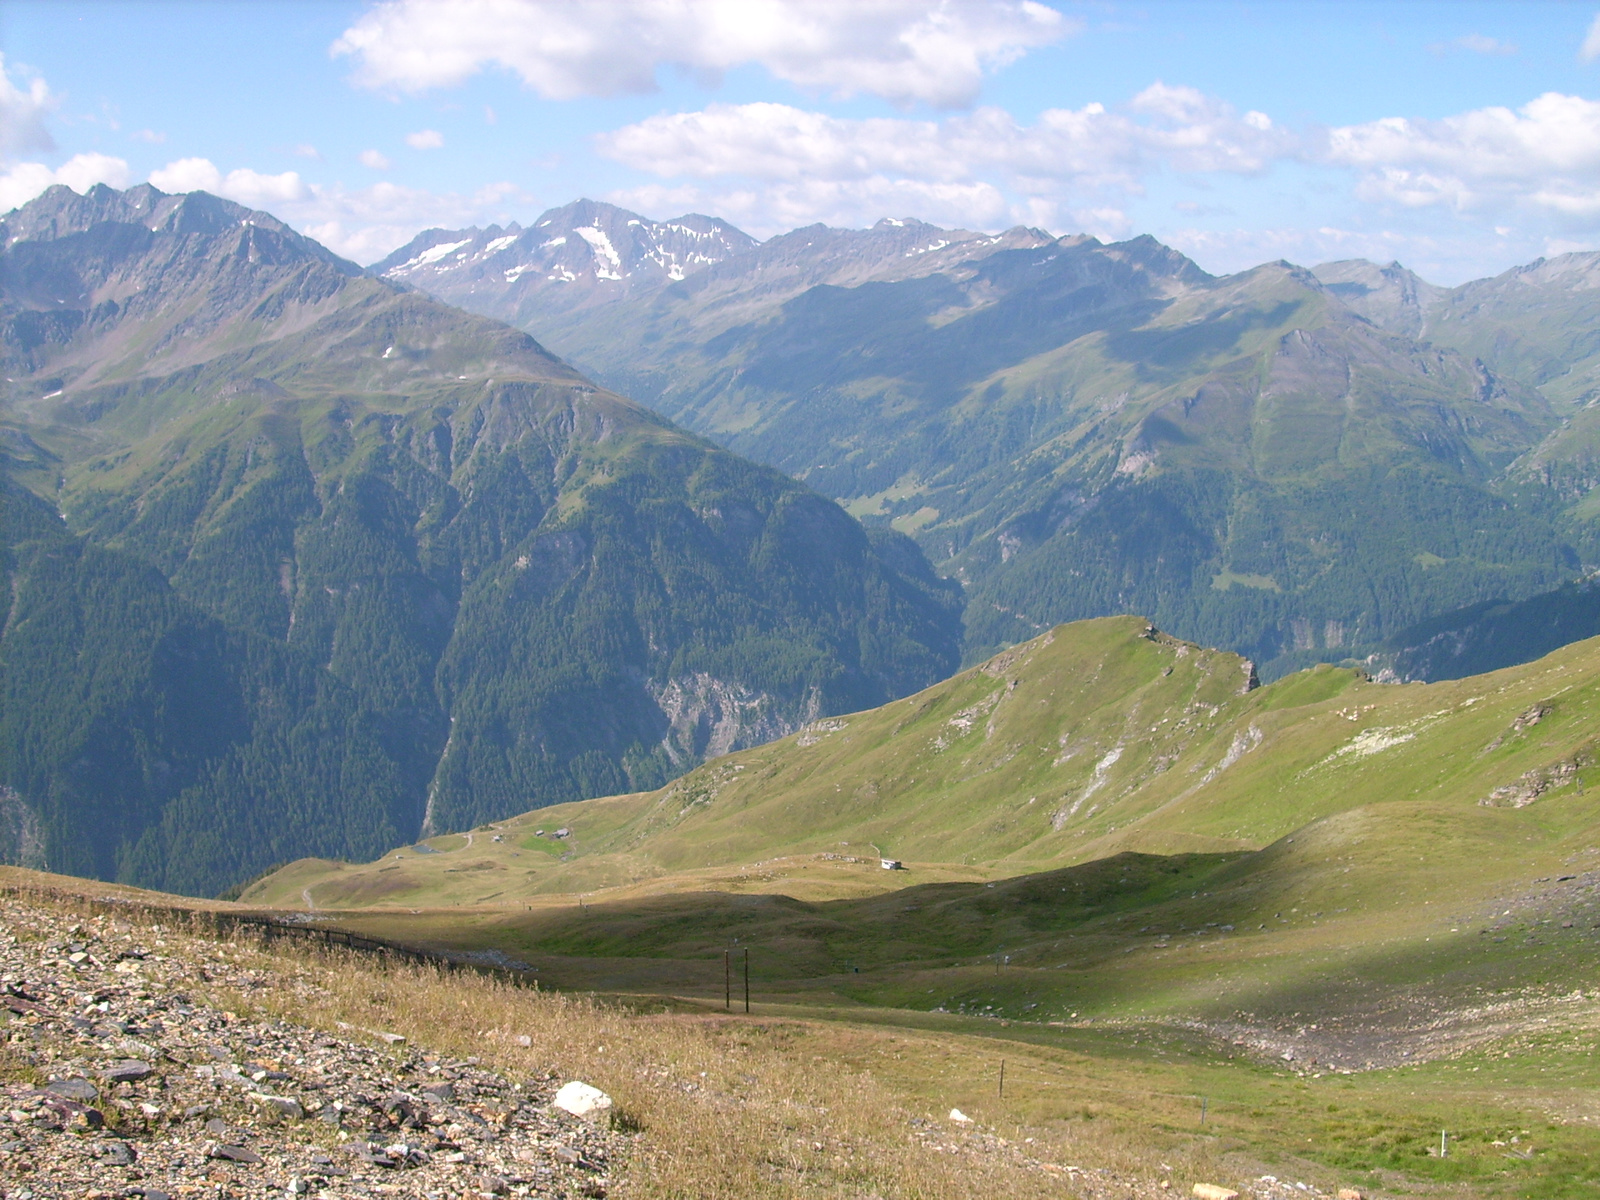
371 198 757 314
1 184 379 392
1311 258 1444 337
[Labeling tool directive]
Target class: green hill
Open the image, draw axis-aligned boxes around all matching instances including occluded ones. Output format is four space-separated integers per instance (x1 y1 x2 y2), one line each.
0 184 961 895
246 616 1600 1116
254 612 1600 905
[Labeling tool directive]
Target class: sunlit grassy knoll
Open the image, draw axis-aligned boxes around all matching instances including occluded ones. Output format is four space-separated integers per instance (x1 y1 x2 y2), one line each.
313 793 1600 1033
253 615 1600 921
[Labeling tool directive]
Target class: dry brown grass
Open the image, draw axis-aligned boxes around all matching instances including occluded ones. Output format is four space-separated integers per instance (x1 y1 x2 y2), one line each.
14 886 1253 1199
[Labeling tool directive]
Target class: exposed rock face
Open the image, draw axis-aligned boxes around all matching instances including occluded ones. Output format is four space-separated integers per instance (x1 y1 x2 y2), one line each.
0 786 45 870
648 673 821 767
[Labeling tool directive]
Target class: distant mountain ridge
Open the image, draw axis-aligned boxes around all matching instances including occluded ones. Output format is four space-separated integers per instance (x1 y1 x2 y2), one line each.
0 184 962 895
387 200 1595 679
371 199 758 326
374 200 1055 338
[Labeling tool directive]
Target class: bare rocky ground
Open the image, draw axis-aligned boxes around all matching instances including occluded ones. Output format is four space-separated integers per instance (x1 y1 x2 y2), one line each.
0 896 622 1200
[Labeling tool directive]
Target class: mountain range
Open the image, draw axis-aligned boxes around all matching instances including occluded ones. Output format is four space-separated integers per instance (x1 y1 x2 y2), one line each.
0 184 961 895
14 182 1600 898
386 200 1600 678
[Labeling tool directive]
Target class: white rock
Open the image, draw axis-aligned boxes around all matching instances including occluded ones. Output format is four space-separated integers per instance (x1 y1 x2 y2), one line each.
249 1092 304 1120
948 1107 972 1123
553 1080 613 1120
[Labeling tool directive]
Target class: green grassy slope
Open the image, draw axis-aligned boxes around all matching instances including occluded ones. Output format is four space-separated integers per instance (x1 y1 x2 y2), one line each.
254 614 1600 909
244 616 1600 1173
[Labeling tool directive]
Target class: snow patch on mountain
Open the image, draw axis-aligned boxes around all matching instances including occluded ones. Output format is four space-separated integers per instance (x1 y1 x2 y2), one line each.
575 226 624 280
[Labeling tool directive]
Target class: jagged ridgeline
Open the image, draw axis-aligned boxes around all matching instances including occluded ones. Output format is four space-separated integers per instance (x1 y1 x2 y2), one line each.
384 201 1600 680
0 184 962 896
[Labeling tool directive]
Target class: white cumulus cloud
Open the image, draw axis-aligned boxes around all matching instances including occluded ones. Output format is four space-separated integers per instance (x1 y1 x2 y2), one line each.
290 179 524 262
0 153 131 212
0 54 56 158
1326 92 1600 221
602 91 1294 184
359 148 392 169
1582 14 1600 62
133 157 523 261
405 129 444 149
149 158 309 207
595 89 1296 235
332 0 1070 108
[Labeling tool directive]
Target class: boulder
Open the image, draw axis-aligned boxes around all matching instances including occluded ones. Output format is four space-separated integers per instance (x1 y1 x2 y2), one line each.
948 1108 972 1123
98 1140 136 1166
250 1092 305 1120
101 1059 155 1083
1192 1186 1239 1200
206 1143 263 1164
552 1080 613 1121
46 1078 98 1102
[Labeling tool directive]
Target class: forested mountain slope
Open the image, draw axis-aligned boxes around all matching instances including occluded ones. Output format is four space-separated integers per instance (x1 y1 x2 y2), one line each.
0 184 961 895
392 206 1581 678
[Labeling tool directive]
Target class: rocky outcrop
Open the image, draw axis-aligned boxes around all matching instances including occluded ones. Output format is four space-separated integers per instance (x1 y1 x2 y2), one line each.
0 787 45 870
649 673 820 767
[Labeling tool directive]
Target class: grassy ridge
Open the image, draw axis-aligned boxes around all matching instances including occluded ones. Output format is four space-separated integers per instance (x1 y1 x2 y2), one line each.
23 610 1600 1195
245 618 1600 1107
255 615 1600 906
15 876 1600 1198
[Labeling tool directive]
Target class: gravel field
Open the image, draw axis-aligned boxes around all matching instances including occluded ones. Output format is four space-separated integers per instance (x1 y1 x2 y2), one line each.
0 895 623 1199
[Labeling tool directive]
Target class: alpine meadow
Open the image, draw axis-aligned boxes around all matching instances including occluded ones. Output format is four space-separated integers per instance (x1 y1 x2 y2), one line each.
6 5 1600 1200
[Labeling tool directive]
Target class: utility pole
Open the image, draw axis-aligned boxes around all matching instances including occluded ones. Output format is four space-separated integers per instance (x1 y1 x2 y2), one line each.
744 947 750 1013
724 949 730 1011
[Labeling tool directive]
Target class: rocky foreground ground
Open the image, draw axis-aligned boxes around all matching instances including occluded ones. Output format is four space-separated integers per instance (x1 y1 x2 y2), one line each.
0 888 1378 1200
0 895 622 1199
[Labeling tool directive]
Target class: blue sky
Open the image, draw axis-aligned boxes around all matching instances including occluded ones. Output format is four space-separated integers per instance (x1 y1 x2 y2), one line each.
6 1 1600 282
